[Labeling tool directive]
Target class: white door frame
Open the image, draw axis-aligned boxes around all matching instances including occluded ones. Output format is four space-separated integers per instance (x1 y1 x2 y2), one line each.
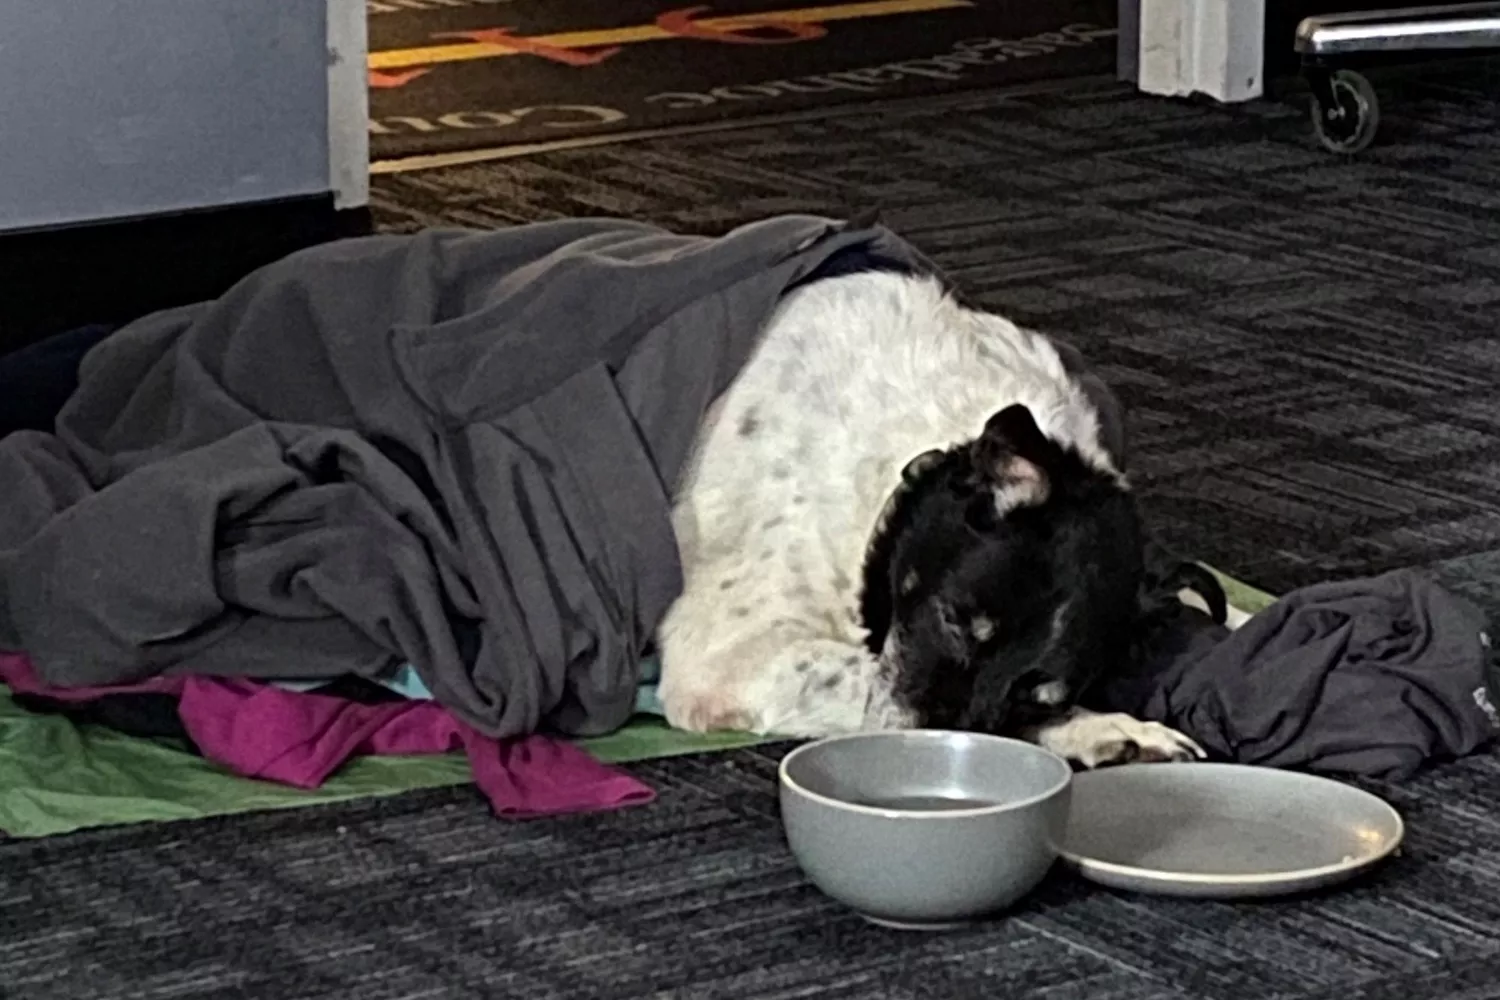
1131 0 1268 103
326 0 371 210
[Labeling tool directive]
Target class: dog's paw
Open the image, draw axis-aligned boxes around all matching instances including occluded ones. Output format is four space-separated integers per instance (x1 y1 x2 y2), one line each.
1035 711 1205 769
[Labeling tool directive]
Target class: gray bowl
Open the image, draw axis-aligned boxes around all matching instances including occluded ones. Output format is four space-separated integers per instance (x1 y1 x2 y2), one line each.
778 730 1073 930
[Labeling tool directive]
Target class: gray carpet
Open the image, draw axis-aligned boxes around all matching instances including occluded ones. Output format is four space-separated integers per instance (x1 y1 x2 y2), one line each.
6 745 1500 999
8 71 1500 999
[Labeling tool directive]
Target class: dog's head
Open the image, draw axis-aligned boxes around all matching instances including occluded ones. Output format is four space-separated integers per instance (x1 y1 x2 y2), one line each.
861 404 1144 733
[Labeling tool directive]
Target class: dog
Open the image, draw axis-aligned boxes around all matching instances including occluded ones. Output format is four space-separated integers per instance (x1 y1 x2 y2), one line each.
657 255 1221 767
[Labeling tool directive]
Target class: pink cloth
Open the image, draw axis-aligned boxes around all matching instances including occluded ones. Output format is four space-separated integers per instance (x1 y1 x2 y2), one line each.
0 652 653 819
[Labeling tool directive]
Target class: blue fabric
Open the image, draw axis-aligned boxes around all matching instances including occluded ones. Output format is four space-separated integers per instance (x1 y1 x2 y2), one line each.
635 656 663 715
269 667 433 701
382 664 433 700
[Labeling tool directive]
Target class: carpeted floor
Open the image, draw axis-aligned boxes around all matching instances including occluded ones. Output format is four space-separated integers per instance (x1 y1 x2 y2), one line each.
7 744 1500 999
8 69 1500 999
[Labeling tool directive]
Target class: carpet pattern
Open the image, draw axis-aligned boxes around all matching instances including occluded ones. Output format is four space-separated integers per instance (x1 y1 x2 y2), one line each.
9 71 1500 1000
372 66 1500 619
5 744 1500 999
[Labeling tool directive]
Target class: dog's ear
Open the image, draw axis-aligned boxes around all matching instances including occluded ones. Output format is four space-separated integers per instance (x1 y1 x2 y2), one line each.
900 449 946 486
970 404 1052 509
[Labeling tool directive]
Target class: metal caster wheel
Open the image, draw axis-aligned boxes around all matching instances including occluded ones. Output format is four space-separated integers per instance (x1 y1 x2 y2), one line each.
1309 69 1380 154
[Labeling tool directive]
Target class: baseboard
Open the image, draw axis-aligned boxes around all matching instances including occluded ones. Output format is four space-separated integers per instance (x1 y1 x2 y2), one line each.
0 194 372 357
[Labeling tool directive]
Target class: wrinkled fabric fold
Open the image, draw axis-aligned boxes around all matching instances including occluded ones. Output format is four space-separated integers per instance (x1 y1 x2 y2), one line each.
1097 571 1500 780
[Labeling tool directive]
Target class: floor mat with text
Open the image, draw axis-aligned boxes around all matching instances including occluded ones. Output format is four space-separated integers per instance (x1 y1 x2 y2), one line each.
368 0 1117 160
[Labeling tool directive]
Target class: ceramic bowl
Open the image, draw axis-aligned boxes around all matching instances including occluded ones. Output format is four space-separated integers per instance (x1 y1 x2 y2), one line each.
778 730 1072 929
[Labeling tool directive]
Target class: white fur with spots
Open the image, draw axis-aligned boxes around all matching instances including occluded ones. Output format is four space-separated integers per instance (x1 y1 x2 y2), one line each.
657 270 1143 750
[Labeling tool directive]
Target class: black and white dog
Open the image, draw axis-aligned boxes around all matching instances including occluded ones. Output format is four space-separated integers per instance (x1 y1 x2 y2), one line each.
658 255 1230 767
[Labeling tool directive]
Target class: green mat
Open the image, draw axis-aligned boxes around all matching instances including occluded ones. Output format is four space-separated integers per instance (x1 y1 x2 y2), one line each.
0 571 1273 839
1206 569 1273 617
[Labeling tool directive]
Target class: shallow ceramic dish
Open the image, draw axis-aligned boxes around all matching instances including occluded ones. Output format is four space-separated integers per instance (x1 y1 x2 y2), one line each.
1060 762 1404 898
778 730 1072 930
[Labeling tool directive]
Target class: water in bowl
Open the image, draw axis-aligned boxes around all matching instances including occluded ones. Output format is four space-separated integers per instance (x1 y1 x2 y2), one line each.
858 794 1002 812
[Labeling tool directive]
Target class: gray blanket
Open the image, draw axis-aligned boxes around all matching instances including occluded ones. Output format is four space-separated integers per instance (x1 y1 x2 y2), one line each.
0 215 947 738
1097 571 1500 779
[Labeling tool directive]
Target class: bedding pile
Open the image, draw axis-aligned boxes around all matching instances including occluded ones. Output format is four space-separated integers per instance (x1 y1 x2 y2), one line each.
0 215 933 833
1 214 1495 838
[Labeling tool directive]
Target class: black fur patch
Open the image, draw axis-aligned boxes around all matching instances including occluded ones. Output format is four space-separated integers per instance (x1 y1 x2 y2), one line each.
859 405 1147 735
860 449 972 658
1128 544 1229 665
789 243 918 292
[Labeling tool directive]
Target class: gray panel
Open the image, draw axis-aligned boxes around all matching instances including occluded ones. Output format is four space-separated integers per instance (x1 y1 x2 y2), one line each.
0 0 330 231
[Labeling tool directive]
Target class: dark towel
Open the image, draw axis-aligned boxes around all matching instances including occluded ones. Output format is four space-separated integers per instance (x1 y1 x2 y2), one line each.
1103 570 1500 781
